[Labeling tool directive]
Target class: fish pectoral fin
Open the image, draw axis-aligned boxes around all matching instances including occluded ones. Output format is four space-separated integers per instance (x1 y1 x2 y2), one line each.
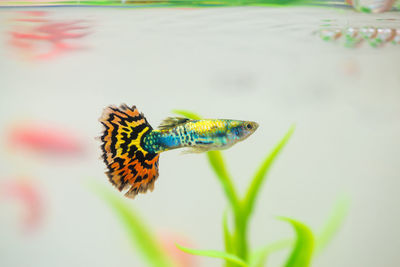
158 117 190 130
181 147 211 154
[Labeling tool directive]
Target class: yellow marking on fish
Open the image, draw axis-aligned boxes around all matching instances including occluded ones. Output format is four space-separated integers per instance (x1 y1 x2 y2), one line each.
128 126 150 157
186 120 225 134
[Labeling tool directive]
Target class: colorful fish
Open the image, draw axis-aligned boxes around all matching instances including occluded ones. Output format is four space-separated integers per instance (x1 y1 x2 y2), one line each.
99 104 258 199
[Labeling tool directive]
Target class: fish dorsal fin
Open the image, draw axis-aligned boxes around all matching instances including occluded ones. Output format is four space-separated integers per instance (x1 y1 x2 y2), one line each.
159 117 190 130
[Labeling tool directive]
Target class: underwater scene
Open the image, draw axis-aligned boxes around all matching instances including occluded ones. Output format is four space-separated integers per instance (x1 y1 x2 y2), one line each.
0 1 399 267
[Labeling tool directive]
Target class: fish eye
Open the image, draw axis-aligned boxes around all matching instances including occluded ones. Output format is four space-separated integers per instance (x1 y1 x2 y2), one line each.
246 123 252 130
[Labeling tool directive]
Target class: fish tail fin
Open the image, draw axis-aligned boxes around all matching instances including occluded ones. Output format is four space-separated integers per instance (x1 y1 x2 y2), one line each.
99 104 160 199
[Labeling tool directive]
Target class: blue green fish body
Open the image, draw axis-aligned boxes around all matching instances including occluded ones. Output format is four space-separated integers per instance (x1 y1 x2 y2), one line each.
143 118 258 153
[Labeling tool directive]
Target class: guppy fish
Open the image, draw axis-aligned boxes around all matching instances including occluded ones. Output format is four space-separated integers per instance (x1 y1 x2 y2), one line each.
100 104 258 199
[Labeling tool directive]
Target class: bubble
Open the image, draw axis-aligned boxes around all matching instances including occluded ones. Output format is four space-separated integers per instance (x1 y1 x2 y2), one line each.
360 27 377 39
392 29 400 44
319 29 342 41
376 28 396 42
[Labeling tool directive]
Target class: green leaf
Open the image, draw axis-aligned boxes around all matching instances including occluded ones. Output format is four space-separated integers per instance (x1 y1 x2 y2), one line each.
249 238 293 267
176 244 249 267
172 109 202 120
249 196 349 266
359 6 372 13
243 125 295 218
249 250 268 267
223 210 237 267
280 217 314 267
207 150 240 211
223 210 234 254
315 195 350 254
92 184 175 267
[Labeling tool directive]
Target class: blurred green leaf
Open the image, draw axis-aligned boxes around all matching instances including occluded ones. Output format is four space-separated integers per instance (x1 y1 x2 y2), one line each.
249 250 268 267
249 196 349 266
280 217 314 267
249 238 293 267
315 195 350 254
223 210 236 267
92 185 175 267
207 150 240 211
359 6 372 13
243 125 295 218
248 0 309 5
223 210 234 254
176 244 249 267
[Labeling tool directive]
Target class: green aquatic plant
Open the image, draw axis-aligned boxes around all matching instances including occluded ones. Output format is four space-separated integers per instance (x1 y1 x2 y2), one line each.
94 109 349 267
172 111 348 267
93 185 176 267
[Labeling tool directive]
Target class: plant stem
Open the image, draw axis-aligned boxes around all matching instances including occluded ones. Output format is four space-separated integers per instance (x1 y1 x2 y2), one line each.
207 151 241 214
234 208 248 260
206 151 247 266
228 126 295 266
226 205 249 267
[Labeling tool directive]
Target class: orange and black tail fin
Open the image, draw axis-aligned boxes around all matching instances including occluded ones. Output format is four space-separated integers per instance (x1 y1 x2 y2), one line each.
99 104 160 199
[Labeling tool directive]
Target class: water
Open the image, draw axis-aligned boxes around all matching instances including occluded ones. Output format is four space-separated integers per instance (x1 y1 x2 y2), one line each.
1 6 400 267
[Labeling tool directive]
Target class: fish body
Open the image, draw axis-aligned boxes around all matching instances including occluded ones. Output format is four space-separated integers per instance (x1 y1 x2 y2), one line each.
100 104 258 199
144 119 258 154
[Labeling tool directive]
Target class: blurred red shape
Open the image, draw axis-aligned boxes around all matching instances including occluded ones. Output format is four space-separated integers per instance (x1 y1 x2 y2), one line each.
158 231 198 267
0 179 43 233
18 11 48 16
9 123 83 156
9 11 90 60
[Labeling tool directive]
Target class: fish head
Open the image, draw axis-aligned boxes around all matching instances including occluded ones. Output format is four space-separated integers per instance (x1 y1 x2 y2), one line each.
226 120 259 145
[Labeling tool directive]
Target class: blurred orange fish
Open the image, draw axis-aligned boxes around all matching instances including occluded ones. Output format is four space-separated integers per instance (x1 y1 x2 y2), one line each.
0 179 43 233
9 11 90 60
8 123 83 156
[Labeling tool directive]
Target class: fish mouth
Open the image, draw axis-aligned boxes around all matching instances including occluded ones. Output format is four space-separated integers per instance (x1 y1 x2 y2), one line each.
248 121 259 132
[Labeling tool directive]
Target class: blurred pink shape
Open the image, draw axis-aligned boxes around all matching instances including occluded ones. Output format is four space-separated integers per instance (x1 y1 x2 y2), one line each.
15 12 49 22
0 179 43 233
158 231 198 267
9 12 90 60
17 11 48 16
8 123 84 156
